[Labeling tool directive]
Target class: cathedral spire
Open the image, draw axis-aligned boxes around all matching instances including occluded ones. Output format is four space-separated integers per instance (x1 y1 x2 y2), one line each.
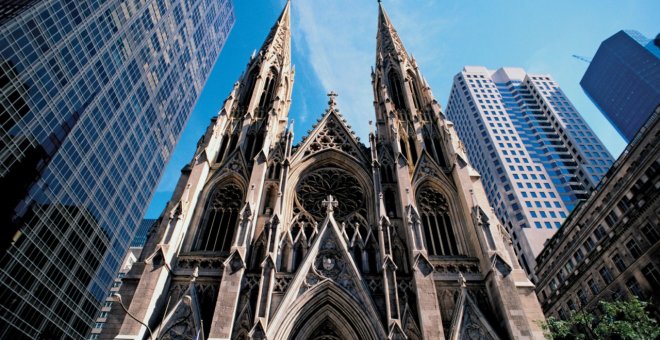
376 2 408 61
257 0 292 65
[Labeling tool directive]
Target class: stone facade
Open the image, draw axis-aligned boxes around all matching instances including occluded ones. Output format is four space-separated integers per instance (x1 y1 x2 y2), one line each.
105 3 545 339
535 107 660 321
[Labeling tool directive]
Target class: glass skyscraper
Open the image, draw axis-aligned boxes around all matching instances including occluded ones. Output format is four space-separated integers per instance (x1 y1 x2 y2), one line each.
0 0 234 338
581 30 660 142
446 66 614 278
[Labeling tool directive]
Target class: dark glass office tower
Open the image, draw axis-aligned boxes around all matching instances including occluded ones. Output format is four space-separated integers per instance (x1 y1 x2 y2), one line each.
581 30 660 142
0 0 234 338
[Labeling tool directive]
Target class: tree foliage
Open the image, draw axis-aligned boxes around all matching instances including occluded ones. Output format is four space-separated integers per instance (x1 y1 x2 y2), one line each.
540 297 660 340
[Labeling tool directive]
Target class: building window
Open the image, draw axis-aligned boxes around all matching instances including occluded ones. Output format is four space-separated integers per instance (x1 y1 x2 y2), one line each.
574 248 584 263
626 277 644 298
588 279 600 295
387 69 406 111
565 259 575 273
417 187 458 256
558 308 568 321
594 225 607 240
599 267 614 284
612 254 627 272
195 183 244 252
626 239 642 259
641 223 660 244
583 237 596 252
567 299 577 311
577 289 588 306
642 264 660 287
611 286 625 300
605 210 618 227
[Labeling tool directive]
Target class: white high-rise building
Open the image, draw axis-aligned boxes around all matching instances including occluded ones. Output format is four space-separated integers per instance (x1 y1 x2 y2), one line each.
446 66 614 278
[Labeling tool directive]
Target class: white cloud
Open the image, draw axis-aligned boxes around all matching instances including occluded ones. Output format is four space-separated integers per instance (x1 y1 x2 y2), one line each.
288 1 457 140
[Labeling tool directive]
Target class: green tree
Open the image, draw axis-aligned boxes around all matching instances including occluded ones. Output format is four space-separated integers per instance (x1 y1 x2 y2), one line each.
540 297 660 340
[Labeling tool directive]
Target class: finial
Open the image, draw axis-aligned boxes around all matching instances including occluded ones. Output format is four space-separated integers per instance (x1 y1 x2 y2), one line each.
322 195 339 215
327 91 338 109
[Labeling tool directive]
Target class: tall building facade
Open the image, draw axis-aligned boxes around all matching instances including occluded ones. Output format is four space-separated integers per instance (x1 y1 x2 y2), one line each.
90 219 156 338
445 66 614 278
581 30 660 142
106 3 547 340
0 0 234 338
535 106 660 321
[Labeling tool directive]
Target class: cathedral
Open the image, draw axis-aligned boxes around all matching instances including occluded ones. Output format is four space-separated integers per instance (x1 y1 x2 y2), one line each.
105 2 546 339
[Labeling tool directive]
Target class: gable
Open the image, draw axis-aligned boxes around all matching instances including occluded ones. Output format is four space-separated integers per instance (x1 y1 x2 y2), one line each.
293 110 369 163
448 286 501 340
411 150 456 191
267 197 387 339
156 282 203 340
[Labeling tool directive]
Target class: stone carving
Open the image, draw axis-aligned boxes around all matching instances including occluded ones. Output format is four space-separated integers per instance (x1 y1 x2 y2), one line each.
296 168 366 221
313 239 345 280
177 255 224 271
301 114 360 158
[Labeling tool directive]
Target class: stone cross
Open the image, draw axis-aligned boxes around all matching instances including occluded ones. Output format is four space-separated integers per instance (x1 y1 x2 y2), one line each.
327 91 338 109
322 195 338 215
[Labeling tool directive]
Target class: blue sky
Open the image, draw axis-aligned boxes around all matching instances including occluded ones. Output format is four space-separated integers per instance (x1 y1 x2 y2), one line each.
145 0 659 218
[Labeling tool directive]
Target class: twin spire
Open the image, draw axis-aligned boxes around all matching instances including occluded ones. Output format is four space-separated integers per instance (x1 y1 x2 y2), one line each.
258 1 407 70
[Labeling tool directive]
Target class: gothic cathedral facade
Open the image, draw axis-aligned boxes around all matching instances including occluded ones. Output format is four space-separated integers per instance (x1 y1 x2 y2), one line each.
106 3 545 339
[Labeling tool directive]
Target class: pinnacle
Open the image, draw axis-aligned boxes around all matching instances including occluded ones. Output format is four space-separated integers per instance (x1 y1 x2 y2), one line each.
256 0 291 63
376 1 408 59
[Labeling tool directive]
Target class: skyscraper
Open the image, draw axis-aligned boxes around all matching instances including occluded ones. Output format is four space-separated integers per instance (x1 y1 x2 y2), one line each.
445 66 614 278
105 3 546 340
0 0 234 338
581 30 660 142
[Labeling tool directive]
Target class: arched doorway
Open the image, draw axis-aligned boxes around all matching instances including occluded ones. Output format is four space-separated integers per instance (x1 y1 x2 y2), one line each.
269 281 386 340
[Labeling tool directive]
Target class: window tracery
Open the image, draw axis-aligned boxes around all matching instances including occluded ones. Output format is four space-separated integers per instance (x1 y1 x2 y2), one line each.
416 186 458 256
302 116 359 158
195 183 243 252
295 168 366 221
288 167 378 273
388 69 406 111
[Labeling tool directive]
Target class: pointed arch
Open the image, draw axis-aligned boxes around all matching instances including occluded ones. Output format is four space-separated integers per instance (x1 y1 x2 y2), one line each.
257 67 278 114
239 67 260 110
415 186 459 256
387 68 406 112
407 70 424 111
250 232 268 270
193 182 244 252
269 281 385 340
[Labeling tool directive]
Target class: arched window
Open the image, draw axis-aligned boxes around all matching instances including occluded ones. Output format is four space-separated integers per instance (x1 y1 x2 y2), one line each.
408 136 418 165
380 158 395 183
257 68 278 115
416 187 458 256
216 135 229 164
384 189 398 218
262 186 277 215
239 68 259 109
387 69 406 111
432 137 447 168
268 160 282 180
195 183 244 252
408 71 423 110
